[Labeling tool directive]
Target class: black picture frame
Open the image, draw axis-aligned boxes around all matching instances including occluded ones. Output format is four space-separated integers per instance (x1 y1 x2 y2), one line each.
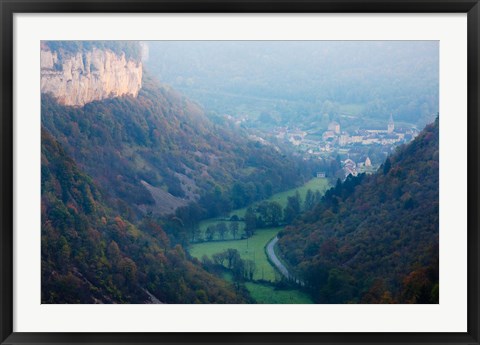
1 1 479 344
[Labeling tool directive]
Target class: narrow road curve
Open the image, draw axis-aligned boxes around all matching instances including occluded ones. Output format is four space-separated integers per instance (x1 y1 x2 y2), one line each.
266 236 303 285
266 236 290 279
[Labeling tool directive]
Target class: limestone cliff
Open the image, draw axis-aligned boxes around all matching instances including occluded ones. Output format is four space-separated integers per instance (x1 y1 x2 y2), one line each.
41 48 142 107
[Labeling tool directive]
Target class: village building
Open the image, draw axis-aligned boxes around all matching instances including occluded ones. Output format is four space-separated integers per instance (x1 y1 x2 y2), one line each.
343 158 356 169
328 121 341 134
388 114 395 134
339 132 349 146
322 130 336 141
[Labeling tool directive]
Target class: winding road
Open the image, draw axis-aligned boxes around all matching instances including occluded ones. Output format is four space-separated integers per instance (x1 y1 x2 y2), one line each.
266 236 303 285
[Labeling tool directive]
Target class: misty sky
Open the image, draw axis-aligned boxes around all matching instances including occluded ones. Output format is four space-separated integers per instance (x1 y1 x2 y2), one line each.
145 41 439 127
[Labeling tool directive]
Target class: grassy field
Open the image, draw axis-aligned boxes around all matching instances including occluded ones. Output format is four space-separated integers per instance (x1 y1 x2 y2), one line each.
196 177 329 241
338 103 365 116
266 177 329 208
245 282 313 304
229 177 329 219
197 219 246 241
221 272 313 304
189 177 330 302
190 227 282 281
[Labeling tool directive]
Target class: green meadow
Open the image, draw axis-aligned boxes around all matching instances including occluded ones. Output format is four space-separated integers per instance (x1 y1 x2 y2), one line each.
245 282 313 304
190 227 281 281
229 177 329 219
196 177 329 241
220 272 313 304
189 177 330 303
338 103 365 116
262 177 329 211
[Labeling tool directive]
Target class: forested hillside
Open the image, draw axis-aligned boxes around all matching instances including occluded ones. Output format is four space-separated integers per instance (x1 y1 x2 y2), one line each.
41 129 248 303
277 118 439 303
42 74 318 223
40 41 321 303
41 41 439 305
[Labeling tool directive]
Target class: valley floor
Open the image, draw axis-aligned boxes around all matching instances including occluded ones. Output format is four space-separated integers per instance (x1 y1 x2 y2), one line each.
188 177 330 304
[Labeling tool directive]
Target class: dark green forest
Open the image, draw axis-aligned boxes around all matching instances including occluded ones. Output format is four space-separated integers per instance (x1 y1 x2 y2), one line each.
277 118 439 303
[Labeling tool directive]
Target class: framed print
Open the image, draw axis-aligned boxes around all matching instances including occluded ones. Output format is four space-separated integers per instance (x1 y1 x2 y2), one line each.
1 0 479 344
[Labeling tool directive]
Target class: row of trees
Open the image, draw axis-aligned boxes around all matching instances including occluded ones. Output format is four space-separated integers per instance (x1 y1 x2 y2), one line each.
242 189 326 237
184 186 328 245
174 184 327 245
202 249 257 283
204 221 241 241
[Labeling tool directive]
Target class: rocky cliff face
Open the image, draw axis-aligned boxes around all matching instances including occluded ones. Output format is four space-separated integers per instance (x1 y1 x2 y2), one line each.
41 48 142 107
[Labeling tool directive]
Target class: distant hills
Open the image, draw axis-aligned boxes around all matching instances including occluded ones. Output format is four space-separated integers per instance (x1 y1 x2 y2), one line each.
277 118 439 303
146 41 439 129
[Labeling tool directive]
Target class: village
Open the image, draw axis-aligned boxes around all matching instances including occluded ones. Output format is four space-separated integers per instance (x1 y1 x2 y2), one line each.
272 115 419 178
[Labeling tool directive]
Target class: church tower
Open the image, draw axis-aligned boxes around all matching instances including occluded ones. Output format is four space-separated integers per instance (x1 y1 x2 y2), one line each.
387 114 395 133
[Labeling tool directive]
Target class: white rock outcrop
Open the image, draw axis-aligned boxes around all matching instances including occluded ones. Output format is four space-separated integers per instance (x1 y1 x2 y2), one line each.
41 48 142 107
